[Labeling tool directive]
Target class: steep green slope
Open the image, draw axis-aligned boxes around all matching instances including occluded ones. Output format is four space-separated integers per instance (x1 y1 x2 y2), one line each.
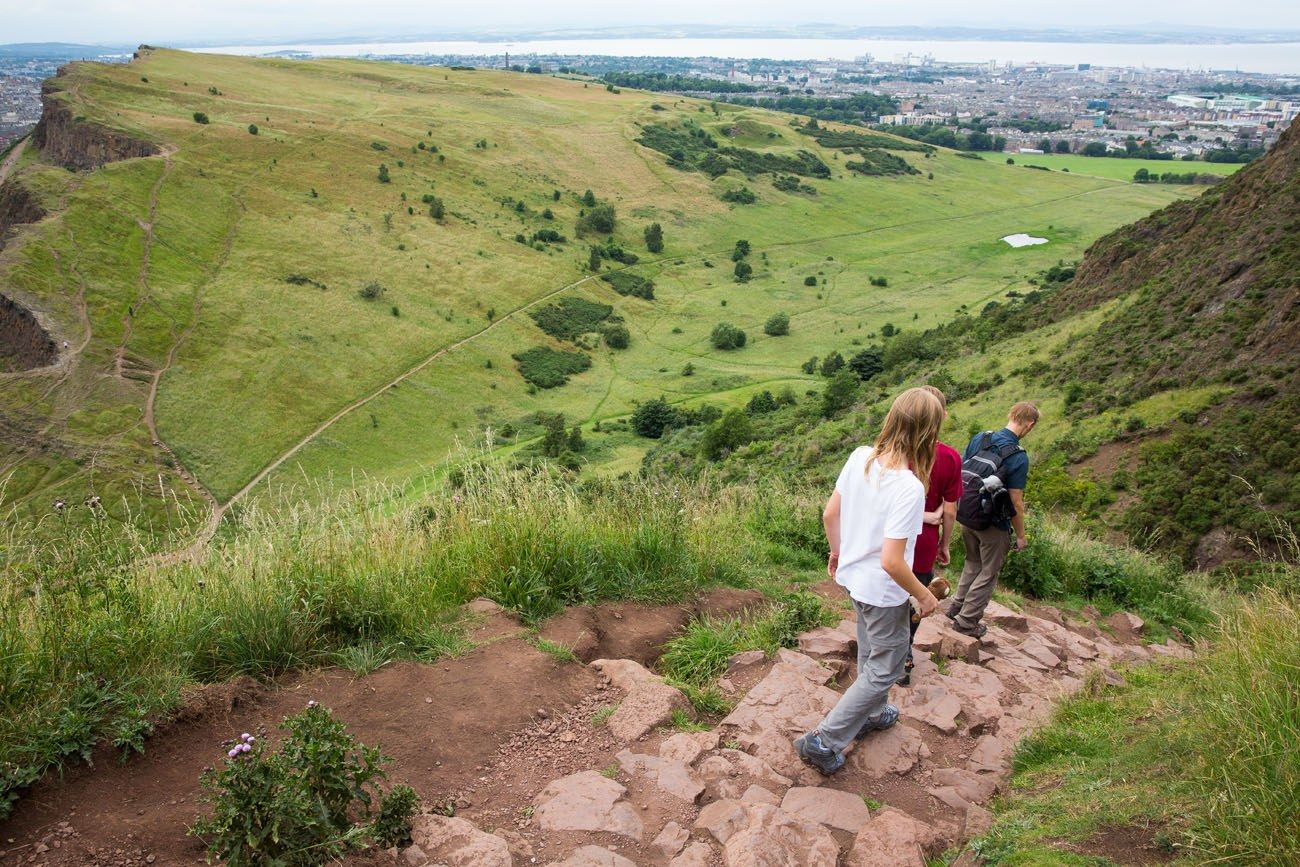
0 48 1212 534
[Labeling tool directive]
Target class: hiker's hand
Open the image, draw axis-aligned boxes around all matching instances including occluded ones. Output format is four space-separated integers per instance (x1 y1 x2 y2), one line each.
923 508 942 526
915 590 938 618
936 547 951 566
1014 535 1028 552
827 552 839 578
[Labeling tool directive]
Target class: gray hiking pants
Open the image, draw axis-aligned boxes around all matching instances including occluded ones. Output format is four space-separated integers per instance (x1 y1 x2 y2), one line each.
951 523 1012 629
816 598 911 752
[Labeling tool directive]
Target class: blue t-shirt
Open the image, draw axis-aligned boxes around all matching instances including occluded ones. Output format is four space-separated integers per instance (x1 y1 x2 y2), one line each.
964 428 1029 529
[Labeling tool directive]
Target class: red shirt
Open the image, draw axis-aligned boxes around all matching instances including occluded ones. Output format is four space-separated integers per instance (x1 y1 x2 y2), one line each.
912 442 963 574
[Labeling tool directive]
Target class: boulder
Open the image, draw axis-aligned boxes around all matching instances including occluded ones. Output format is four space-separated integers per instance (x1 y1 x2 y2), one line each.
775 649 836 685
400 844 428 867
984 600 1027 632
1107 611 1145 637
911 617 947 653
847 722 927 776
549 845 637 867
660 730 719 766
939 631 982 663
798 626 856 657
845 807 936 867
966 734 1014 774
671 843 716 867
930 767 999 804
533 771 644 839
616 750 705 803
697 748 793 800
591 658 662 691
408 815 512 867
652 821 690 857
741 784 781 805
963 803 994 837
719 662 841 776
938 663 1006 730
696 800 838 866
608 682 691 741
1018 636 1063 669
898 683 962 734
928 785 971 811
781 786 872 833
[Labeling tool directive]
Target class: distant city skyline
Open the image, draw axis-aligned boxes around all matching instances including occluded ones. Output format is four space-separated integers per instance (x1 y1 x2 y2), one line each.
4 1 1300 46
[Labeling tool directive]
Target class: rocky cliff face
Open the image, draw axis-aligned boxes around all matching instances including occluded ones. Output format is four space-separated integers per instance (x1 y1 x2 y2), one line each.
0 179 46 248
0 294 57 372
31 70 159 171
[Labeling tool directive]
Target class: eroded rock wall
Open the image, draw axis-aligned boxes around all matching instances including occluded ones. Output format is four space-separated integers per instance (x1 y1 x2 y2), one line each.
0 294 57 371
31 70 159 171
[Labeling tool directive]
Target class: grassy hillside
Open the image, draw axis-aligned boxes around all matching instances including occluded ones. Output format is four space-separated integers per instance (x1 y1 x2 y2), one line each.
0 48 1210 535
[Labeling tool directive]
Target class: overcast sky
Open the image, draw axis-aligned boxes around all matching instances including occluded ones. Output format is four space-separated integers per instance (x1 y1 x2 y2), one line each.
5 0 1300 46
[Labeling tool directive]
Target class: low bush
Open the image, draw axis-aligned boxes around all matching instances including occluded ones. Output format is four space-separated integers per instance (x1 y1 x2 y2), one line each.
189 703 418 864
601 272 655 300
764 312 790 336
528 297 613 341
721 186 757 204
576 204 616 235
710 323 747 351
511 346 592 388
602 323 630 349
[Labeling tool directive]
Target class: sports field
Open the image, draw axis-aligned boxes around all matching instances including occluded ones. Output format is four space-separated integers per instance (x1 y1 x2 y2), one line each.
996 152 1244 182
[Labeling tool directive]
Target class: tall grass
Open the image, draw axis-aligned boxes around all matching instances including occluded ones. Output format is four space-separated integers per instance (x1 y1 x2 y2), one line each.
0 465 815 817
977 562 1298 865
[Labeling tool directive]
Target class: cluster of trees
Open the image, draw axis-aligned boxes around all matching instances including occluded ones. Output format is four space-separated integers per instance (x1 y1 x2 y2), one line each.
732 240 753 282
1133 169 1222 185
876 122 1006 152
721 186 757 204
644 223 663 253
538 412 587 462
600 72 759 93
718 92 898 125
577 203 616 235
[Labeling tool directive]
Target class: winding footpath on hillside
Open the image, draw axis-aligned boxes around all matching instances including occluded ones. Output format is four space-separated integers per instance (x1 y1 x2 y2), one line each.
0 590 1193 867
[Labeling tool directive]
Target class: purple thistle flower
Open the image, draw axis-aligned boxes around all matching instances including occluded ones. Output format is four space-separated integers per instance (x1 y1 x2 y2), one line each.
241 733 252 742
239 743 252 753
228 748 239 759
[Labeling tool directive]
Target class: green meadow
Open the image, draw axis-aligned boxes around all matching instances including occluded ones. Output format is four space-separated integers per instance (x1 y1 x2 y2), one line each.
0 48 1212 529
997 151 1244 181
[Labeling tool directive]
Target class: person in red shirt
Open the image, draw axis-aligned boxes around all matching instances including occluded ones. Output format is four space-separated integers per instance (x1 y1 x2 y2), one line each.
898 385 963 686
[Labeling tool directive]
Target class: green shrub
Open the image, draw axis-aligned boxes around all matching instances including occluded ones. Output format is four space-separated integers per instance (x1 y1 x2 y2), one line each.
377 164 390 183
821 369 859 418
358 282 386 301
848 347 883 380
511 346 592 388
189 703 416 865
193 112 210 124
721 186 757 204
247 123 258 135
601 272 655 300
763 312 790 336
644 222 664 253
577 204 616 235
602 323 630 349
733 261 753 282
803 275 818 287
631 397 679 439
529 297 613 341
710 323 747 351
699 409 753 461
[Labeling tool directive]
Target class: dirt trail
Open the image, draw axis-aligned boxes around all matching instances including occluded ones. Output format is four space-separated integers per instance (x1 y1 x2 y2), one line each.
0 137 27 186
0 586 1192 867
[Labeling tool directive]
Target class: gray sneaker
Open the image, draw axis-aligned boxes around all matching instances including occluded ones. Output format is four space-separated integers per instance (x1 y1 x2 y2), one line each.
793 731 845 776
855 704 900 740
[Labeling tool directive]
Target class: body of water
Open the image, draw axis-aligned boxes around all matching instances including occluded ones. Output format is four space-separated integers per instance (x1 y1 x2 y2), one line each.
199 37 1300 75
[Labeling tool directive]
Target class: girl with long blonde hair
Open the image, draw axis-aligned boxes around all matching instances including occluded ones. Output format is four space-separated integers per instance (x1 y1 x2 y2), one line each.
795 387 945 775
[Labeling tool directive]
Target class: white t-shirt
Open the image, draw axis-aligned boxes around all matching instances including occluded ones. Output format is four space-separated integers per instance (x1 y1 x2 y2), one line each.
833 446 925 608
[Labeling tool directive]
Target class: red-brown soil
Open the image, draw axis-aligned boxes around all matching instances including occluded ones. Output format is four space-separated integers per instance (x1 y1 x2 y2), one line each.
0 591 764 866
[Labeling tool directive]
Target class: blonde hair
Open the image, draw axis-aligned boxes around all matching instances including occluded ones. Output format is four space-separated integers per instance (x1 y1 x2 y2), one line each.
919 384 948 410
1009 401 1040 425
866 387 946 489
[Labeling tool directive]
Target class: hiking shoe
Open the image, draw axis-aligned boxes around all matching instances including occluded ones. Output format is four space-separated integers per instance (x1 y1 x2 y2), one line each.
794 731 845 776
953 621 988 639
944 603 959 621
855 704 900 740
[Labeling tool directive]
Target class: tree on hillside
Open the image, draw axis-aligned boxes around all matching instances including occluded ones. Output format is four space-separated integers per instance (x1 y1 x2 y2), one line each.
734 261 753 282
193 112 209 124
631 397 678 438
1036 138 1052 152
801 356 819 375
699 409 754 461
848 347 883 381
1055 140 1071 153
541 413 568 457
248 123 259 135
732 240 751 261
821 369 859 418
582 189 598 207
644 222 664 253
577 204 616 235
377 164 391 183
764 312 790 336
819 350 845 377
587 246 602 272
711 322 747 350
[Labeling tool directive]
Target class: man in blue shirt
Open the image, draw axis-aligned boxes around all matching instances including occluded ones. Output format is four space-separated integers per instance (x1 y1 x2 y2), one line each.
948 402 1038 637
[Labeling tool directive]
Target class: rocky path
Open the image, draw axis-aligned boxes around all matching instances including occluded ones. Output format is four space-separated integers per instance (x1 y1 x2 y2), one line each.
385 599 1189 867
